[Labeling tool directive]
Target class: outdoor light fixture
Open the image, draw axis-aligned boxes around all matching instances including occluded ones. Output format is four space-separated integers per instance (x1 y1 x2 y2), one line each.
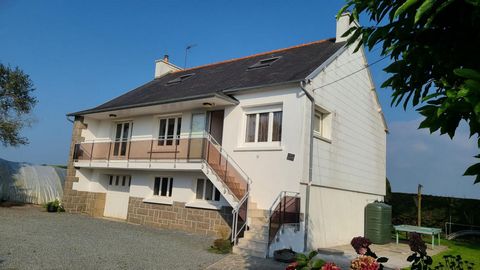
202 102 214 107
109 114 117 118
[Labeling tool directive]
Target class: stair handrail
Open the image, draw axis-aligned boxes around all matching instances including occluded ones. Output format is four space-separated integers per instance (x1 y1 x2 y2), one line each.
266 191 301 256
231 190 249 243
268 191 300 219
204 132 252 185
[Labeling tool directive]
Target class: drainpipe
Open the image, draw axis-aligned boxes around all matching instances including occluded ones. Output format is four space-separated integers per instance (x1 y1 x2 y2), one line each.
300 79 314 252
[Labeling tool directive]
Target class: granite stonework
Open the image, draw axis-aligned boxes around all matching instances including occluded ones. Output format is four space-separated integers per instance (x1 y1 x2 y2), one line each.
127 197 233 237
63 116 106 217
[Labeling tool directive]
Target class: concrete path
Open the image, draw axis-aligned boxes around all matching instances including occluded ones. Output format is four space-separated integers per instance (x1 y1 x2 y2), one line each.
317 242 448 269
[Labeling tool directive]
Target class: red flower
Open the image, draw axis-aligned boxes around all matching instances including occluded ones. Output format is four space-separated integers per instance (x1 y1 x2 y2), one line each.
286 261 298 270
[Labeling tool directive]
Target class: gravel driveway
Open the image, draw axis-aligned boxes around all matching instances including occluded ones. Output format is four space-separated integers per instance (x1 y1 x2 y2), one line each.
0 205 225 270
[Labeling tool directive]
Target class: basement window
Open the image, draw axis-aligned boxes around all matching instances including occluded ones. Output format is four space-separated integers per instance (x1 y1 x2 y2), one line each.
166 73 195 85
247 57 281 70
196 179 220 201
154 177 173 197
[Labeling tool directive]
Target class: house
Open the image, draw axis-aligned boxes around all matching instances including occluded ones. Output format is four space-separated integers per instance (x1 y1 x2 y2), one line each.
64 14 387 258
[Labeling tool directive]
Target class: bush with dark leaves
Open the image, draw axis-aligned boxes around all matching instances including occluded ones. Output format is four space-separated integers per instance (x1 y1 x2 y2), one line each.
350 236 388 270
407 233 432 270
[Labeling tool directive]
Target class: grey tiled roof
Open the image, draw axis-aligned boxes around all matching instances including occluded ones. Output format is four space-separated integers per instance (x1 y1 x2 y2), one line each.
70 38 345 116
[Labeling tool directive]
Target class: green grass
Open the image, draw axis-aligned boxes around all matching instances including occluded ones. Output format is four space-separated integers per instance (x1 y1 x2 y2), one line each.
430 239 480 268
401 239 480 269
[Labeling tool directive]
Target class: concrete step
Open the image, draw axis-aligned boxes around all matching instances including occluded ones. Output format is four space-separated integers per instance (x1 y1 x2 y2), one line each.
237 239 268 251
249 217 268 227
248 223 269 232
243 231 269 241
233 245 267 258
248 209 269 218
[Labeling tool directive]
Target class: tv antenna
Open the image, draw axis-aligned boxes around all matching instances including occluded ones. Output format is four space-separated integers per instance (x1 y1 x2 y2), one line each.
184 44 197 68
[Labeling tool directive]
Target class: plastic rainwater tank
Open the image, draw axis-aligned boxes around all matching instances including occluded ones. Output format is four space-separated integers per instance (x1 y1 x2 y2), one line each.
364 201 392 244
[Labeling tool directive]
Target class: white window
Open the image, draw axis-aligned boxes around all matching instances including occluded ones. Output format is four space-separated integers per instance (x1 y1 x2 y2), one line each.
244 106 282 144
314 106 332 140
108 175 131 186
158 117 181 146
195 179 220 201
154 177 173 197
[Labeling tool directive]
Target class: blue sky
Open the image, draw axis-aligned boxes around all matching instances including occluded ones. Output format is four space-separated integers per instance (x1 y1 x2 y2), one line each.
1 0 478 198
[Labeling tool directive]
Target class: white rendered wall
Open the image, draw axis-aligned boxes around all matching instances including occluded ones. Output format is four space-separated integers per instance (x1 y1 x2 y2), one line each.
309 46 387 196
304 46 387 249
81 112 193 142
73 168 229 207
306 185 382 248
222 86 308 210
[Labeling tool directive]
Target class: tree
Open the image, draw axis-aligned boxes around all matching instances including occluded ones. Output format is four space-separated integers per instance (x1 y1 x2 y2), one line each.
0 63 36 146
339 0 480 183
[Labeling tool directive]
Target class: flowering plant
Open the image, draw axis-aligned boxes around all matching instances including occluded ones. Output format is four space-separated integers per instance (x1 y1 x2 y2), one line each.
350 237 387 269
350 255 379 270
321 262 341 270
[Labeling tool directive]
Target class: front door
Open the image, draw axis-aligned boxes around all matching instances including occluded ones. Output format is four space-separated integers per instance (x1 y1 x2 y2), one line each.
208 110 224 145
112 122 132 158
104 175 131 219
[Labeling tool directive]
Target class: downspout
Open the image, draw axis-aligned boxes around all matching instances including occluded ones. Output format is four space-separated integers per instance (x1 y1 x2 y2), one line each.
300 79 314 252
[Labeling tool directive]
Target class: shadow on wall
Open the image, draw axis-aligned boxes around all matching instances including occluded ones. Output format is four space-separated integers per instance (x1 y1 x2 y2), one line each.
0 158 66 205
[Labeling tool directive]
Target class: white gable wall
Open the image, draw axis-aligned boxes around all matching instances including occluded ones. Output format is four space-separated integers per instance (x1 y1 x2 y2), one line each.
310 45 386 194
305 45 387 249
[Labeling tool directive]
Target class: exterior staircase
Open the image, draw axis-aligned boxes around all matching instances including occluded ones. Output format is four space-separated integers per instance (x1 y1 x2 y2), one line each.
232 201 270 258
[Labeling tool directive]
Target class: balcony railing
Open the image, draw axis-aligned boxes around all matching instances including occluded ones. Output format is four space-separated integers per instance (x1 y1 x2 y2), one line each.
72 134 249 202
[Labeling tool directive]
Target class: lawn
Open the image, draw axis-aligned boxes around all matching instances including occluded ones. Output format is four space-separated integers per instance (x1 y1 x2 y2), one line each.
429 239 480 268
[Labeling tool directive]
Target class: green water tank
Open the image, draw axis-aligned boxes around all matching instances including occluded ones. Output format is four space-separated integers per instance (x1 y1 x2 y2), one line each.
364 201 392 244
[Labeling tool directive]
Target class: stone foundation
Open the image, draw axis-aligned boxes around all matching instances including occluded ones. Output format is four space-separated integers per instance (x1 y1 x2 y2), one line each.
127 197 233 237
63 116 106 217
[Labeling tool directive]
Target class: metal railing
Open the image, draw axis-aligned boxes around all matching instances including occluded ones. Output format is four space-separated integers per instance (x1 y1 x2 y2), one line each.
73 132 251 243
267 191 301 251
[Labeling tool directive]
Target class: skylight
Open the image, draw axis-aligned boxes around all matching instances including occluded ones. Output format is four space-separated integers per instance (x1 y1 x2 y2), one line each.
166 73 195 85
247 56 281 70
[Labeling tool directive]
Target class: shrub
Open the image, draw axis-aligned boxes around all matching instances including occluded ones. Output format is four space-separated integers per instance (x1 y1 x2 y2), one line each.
432 255 475 270
407 233 432 270
286 250 325 270
44 199 64 213
208 227 232 254
350 236 388 269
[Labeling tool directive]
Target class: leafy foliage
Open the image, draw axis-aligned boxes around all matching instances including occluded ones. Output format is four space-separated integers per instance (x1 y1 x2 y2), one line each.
350 236 388 269
390 192 480 228
408 233 433 270
339 0 480 183
286 250 325 270
432 255 475 270
0 63 36 146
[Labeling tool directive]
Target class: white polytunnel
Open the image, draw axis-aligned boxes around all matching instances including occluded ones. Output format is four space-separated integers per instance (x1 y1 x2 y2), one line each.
0 158 66 205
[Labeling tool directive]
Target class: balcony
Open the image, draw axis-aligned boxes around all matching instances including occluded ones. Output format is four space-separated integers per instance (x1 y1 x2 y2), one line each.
73 134 249 201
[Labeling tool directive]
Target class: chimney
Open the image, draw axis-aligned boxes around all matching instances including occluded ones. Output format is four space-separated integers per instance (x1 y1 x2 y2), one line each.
155 54 181 78
336 12 356 43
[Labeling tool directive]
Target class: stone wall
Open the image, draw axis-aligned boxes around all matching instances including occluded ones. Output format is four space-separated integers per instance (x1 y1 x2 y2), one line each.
63 116 106 217
127 197 233 238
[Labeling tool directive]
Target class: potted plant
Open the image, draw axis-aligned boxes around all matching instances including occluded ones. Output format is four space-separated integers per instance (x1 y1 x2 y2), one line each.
44 199 64 213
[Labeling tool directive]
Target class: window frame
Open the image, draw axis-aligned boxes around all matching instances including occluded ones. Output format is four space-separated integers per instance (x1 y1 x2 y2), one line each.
195 178 221 202
153 177 173 197
313 105 332 142
157 116 182 146
108 175 131 187
242 105 283 146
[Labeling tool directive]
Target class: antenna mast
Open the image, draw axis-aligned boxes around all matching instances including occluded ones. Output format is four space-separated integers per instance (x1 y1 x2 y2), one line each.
184 44 197 68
